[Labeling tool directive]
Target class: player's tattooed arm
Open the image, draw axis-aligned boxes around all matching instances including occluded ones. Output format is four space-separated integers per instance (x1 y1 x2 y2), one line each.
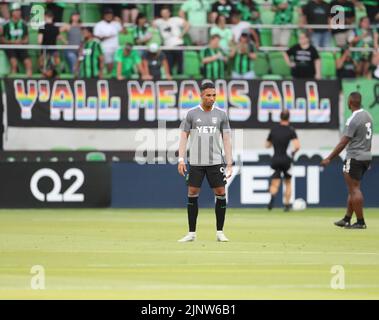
320 136 350 167
178 131 189 176
223 131 233 179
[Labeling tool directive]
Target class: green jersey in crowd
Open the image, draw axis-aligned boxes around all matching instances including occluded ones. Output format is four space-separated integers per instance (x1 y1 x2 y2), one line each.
112 48 141 78
273 0 299 25
200 47 226 79
2 19 28 41
79 38 103 78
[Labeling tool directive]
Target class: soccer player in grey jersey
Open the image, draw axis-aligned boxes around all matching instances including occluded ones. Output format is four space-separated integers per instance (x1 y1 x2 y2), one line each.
177 81 233 242
321 92 373 229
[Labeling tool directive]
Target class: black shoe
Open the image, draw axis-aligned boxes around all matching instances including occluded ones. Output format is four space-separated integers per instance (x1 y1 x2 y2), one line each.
334 219 351 228
283 204 291 212
267 197 274 211
345 222 367 229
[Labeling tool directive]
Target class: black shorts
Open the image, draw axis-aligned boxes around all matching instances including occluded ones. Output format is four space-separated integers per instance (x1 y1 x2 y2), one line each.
6 49 29 62
187 164 226 188
271 158 292 180
343 158 371 181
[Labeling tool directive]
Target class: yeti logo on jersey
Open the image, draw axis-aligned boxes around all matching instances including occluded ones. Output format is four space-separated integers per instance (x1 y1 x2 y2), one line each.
196 126 217 133
212 117 218 124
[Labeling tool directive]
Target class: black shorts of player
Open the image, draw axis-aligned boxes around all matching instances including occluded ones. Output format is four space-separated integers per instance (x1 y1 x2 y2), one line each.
6 49 29 62
187 164 226 188
271 158 292 180
343 158 371 181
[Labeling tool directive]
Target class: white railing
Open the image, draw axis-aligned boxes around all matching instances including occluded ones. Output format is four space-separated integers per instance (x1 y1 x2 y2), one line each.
0 44 376 53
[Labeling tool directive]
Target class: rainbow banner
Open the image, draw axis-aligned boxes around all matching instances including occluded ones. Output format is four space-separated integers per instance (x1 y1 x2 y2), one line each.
4 79 340 129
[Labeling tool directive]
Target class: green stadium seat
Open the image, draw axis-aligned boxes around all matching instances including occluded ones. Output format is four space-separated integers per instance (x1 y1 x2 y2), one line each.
79 4 101 23
0 50 10 76
62 4 78 23
262 74 283 80
320 52 336 79
86 152 106 162
254 52 270 77
183 51 201 78
268 51 291 77
259 29 272 47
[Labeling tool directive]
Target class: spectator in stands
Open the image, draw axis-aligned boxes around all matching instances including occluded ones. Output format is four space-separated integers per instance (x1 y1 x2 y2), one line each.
134 13 153 46
231 11 260 48
0 3 10 22
336 46 357 78
153 6 189 75
357 0 379 25
94 7 122 74
301 0 332 48
76 27 104 79
348 16 379 77
210 15 233 55
329 0 356 47
60 11 82 74
1 3 32 76
236 0 261 24
120 4 139 25
142 43 172 80
284 32 321 79
113 43 144 80
179 0 211 45
272 0 300 47
200 34 227 79
210 0 236 23
38 11 65 75
230 32 257 79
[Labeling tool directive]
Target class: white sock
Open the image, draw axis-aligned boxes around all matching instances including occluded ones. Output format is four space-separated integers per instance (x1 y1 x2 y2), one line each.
189 232 196 236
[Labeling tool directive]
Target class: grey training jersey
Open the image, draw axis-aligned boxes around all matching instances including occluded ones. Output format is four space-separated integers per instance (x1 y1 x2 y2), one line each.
181 105 231 166
344 109 373 161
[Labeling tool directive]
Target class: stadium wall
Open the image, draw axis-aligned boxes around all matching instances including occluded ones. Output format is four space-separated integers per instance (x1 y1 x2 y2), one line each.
0 155 378 208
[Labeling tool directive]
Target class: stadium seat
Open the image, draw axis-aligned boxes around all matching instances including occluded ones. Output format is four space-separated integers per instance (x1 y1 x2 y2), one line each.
79 4 101 23
0 50 10 76
268 51 291 77
62 4 78 23
262 74 283 80
254 52 270 78
183 51 201 78
259 29 272 47
86 152 106 162
320 52 336 79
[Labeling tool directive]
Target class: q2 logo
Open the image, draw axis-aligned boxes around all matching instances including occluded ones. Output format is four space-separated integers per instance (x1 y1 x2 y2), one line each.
30 168 85 202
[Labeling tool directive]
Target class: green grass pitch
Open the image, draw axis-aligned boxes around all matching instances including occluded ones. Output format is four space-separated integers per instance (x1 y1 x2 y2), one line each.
0 208 379 299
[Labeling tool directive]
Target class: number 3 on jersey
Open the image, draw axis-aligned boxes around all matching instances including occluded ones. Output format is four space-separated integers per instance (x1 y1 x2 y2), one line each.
365 122 372 140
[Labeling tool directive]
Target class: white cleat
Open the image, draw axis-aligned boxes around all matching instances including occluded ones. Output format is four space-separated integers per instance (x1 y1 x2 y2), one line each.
178 232 196 242
216 231 229 242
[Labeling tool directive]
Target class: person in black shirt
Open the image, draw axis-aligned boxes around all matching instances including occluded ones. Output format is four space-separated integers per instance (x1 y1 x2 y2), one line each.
329 0 356 47
38 11 64 74
284 32 321 79
266 110 300 211
301 0 332 48
211 0 236 23
142 43 172 80
336 47 357 78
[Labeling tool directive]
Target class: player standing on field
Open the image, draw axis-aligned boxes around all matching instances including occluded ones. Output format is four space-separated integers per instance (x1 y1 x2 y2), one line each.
321 92 373 229
266 110 300 211
177 81 233 242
